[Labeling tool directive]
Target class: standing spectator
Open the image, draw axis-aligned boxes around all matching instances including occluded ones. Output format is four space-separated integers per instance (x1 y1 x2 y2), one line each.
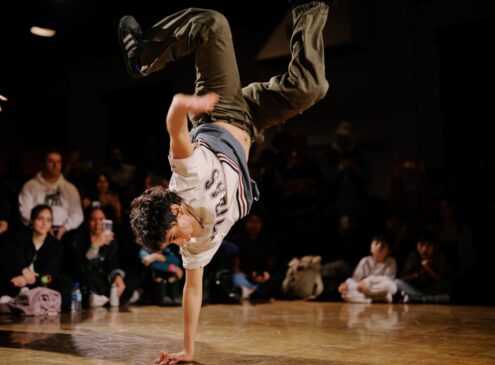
323 120 372 221
0 205 66 304
338 235 397 303
276 129 324 257
395 229 452 304
18 150 83 240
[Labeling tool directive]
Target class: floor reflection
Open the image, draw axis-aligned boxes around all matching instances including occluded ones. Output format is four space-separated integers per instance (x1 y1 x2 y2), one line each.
338 303 404 332
0 302 493 365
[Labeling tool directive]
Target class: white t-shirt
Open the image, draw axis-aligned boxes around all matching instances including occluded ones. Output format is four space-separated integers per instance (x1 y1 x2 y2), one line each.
169 142 248 269
352 256 397 281
18 172 83 230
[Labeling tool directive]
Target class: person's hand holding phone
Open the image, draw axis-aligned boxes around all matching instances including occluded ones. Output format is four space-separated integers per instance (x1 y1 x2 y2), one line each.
103 219 114 245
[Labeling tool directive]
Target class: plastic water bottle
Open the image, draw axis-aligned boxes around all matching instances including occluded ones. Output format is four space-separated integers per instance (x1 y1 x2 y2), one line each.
71 282 82 313
110 283 119 307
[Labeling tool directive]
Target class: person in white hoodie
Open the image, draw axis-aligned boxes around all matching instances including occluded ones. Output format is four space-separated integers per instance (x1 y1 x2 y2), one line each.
18 150 84 240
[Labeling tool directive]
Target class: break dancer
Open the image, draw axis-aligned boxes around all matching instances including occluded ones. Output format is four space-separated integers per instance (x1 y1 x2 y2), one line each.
119 0 332 363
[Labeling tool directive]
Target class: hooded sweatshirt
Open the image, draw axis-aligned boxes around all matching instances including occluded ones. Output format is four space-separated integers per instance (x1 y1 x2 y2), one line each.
18 172 83 230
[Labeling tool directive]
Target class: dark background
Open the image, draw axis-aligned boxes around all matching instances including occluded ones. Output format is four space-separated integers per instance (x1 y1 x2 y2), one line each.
1 0 494 304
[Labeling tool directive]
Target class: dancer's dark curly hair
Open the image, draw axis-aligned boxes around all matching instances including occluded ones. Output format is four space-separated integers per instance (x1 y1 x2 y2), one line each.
130 186 183 252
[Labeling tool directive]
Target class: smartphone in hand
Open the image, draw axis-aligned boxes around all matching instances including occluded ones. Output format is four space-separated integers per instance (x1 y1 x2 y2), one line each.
103 219 113 233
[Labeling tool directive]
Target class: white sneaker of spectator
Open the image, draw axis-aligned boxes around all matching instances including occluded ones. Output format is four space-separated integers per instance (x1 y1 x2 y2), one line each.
0 295 13 304
343 292 372 304
89 293 109 307
128 290 140 304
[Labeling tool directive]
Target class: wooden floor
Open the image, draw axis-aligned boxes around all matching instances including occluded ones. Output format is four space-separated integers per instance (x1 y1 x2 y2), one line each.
0 301 494 364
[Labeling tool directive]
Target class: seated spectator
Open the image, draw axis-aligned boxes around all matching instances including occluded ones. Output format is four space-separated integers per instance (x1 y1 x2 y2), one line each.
0 205 66 305
18 149 83 241
139 245 183 306
338 234 397 303
82 171 122 224
395 228 452 304
229 209 283 301
389 161 434 250
322 120 372 219
63 206 125 307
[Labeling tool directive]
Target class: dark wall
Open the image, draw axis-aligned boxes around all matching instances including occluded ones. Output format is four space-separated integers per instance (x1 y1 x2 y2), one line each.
1 0 495 199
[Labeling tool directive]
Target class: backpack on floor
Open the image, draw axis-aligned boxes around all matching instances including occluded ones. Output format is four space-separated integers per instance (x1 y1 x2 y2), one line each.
282 255 324 299
8 287 61 316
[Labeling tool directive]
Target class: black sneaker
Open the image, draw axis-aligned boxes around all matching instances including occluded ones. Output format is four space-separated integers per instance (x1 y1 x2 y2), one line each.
118 15 146 78
289 0 336 8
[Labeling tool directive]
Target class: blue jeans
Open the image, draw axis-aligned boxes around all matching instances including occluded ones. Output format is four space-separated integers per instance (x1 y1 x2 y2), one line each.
233 273 258 291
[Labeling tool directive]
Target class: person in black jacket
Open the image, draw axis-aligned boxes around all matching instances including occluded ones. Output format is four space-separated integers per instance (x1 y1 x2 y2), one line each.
63 206 126 307
0 205 63 299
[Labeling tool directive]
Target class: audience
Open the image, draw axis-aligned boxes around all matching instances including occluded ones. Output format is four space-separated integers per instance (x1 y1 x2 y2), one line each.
63 148 94 198
139 245 183 306
395 228 452 304
229 209 283 301
0 120 481 311
321 120 372 228
103 147 137 206
434 197 474 280
82 171 123 225
63 206 126 307
338 234 397 303
18 150 83 240
0 205 67 307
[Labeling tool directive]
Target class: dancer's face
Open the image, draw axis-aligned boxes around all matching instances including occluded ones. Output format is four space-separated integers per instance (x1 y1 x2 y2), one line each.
162 204 194 248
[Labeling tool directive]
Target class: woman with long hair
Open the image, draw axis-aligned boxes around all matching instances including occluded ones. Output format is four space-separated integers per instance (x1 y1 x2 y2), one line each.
0 204 63 299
